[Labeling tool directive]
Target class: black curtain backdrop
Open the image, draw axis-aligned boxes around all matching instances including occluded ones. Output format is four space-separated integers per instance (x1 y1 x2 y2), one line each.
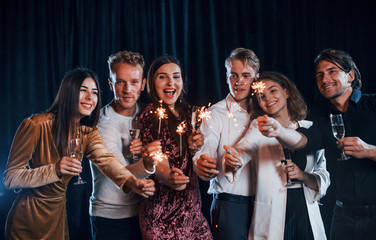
1 0 376 239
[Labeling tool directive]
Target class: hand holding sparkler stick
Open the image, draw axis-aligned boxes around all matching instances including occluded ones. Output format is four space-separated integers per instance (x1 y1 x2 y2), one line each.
168 168 189 191
251 81 266 103
141 140 163 171
256 115 283 138
196 154 219 180
223 145 242 169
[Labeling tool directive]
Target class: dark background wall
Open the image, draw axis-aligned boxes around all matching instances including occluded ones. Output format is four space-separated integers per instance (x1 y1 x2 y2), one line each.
1 0 376 239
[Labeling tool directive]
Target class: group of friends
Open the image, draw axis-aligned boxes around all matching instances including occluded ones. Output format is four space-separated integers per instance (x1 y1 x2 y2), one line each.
3 47 376 240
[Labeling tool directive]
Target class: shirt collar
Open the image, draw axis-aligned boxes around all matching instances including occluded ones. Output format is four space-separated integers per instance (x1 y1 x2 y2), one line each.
329 89 362 114
350 89 362 104
225 93 248 114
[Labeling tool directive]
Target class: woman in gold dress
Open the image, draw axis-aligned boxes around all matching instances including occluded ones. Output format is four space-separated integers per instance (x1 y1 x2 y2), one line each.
3 67 155 240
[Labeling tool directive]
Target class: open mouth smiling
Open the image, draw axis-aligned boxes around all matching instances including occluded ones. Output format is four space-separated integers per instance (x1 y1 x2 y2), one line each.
81 103 93 110
163 89 176 97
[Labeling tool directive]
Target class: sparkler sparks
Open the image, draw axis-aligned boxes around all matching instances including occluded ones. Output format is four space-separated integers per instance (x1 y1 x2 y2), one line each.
176 120 187 134
149 151 168 163
176 121 187 158
251 81 266 94
251 81 266 102
194 103 212 130
156 100 168 138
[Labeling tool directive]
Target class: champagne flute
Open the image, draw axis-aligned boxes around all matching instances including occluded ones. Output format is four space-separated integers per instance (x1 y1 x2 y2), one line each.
129 117 141 161
329 114 350 161
190 106 200 150
69 138 86 185
191 106 200 131
281 147 294 187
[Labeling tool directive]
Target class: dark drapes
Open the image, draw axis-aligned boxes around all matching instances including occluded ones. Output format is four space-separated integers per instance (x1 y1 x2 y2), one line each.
1 0 376 239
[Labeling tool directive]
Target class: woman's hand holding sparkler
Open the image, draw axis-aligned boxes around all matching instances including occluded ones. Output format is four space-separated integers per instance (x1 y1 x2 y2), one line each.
123 175 155 198
257 115 282 138
257 115 307 149
168 168 189 191
141 140 163 172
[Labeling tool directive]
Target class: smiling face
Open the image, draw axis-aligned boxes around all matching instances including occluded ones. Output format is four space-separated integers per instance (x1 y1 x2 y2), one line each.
154 63 183 108
258 79 289 118
315 60 354 100
78 77 98 119
226 59 257 109
109 63 145 116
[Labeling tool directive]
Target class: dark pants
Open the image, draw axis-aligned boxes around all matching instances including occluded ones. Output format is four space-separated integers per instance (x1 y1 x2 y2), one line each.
90 215 142 240
331 201 376 240
210 193 254 240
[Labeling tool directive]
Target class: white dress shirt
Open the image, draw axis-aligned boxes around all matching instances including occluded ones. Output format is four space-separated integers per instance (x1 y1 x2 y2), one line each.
234 119 330 240
193 94 256 197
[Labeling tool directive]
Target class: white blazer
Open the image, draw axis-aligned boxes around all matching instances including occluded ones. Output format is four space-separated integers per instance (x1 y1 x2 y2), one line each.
226 120 330 240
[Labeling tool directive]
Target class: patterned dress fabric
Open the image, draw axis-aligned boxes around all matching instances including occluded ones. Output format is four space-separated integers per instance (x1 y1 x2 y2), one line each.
138 103 212 240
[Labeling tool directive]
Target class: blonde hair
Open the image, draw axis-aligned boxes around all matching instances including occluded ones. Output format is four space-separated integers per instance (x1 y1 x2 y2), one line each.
225 48 260 73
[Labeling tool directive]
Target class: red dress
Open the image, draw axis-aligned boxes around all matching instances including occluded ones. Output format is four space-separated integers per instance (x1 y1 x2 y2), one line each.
138 103 212 240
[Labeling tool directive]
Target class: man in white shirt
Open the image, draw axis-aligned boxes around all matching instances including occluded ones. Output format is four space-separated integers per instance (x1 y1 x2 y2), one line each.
89 50 154 240
193 48 260 240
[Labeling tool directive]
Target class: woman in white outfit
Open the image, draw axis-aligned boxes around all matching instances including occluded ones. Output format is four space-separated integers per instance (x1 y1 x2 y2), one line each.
224 72 330 240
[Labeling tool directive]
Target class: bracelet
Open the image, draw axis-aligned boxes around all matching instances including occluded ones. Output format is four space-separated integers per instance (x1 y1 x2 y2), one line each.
145 164 156 175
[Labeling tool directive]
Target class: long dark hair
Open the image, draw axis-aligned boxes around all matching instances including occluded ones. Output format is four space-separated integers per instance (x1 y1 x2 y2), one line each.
251 72 307 121
147 56 188 150
49 67 101 157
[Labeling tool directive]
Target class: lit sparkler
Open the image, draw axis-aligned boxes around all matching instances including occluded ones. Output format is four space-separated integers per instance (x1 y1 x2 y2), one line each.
149 151 168 164
156 100 168 138
195 103 212 130
176 120 187 157
251 81 266 103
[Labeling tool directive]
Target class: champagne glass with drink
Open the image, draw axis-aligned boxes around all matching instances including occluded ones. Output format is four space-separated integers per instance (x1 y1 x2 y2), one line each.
190 106 200 150
281 147 294 187
329 114 350 161
130 117 141 161
191 106 200 131
69 138 86 185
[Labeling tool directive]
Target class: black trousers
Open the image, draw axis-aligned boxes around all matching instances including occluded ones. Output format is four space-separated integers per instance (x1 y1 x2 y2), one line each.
90 215 142 240
331 201 376 240
210 193 254 240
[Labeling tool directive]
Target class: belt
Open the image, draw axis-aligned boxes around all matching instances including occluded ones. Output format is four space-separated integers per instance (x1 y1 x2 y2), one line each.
336 200 376 216
213 193 254 204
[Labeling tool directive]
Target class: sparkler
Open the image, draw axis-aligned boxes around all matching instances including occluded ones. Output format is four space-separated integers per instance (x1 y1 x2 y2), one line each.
149 151 168 164
251 81 266 103
156 100 167 138
176 120 187 158
195 103 212 130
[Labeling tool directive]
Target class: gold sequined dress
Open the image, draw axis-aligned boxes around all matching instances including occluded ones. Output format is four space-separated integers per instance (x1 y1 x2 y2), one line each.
3 113 133 240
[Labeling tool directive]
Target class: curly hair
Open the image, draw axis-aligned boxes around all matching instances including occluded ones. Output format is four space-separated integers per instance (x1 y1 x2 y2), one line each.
108 50 145 74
